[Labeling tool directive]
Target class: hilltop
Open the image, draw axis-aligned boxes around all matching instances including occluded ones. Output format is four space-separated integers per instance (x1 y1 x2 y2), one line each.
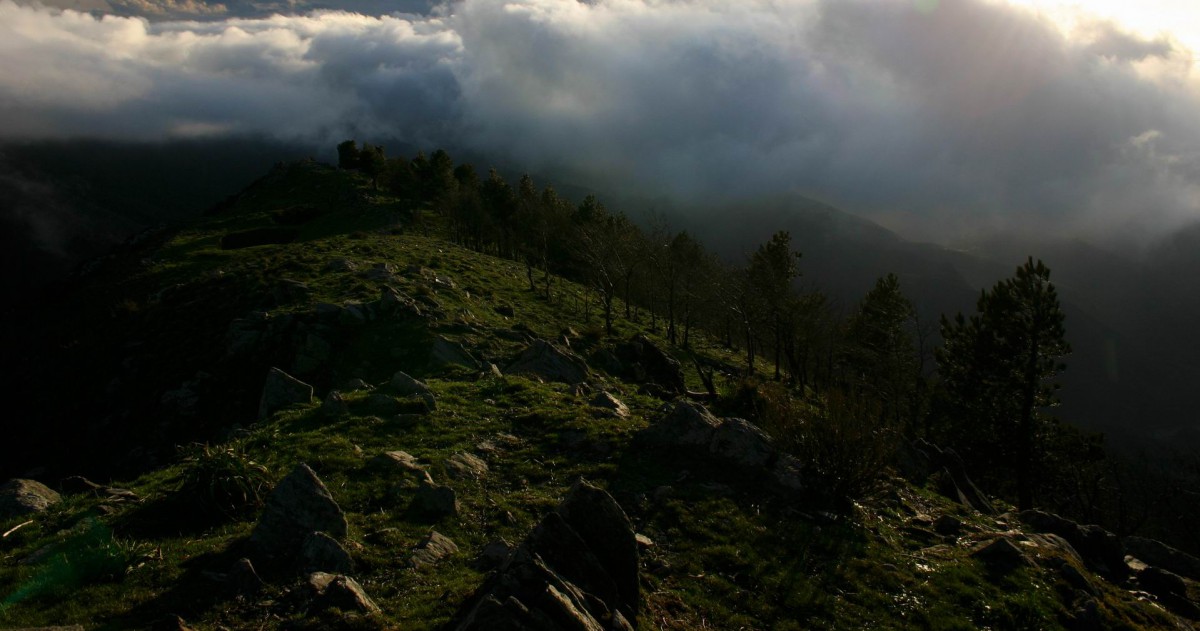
1 160 1199 629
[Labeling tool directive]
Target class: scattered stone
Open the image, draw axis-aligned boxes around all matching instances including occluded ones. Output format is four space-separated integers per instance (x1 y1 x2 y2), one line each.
301 531 355 573
409 531 459 568
590 391 630 418
370 450 427 478
635 533 655 549
378 286 422 318
0 479 61 518
430 337 482 370
364 262 398 283
258 367 313 419
504 339 590 384
321 391 349 417
1124 536 1200 581
970 537 1032 572
250 464 348 560
446 453 489 480
306 572 381 615
411 479 459 518
488 363 504 378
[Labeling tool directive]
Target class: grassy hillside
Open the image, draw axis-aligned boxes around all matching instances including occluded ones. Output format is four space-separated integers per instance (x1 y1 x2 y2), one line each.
0 161 1194 630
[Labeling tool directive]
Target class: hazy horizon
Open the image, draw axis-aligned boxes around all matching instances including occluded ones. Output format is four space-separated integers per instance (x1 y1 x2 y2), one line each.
0 0 1197 250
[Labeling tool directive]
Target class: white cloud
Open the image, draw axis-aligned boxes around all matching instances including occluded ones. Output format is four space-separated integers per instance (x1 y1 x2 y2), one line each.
0 0 1197 242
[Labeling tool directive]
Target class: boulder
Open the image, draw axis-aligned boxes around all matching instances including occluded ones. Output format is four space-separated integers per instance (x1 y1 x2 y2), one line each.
306 572 380 615
638 401 722 449
590 391 630 419
250 464 347 560
321 391 349 417
505 340 590 384
408 531 459 568
1019 510 1125 578
970 537 1032 572
430 337 482 370
447 479 639 630
390 371 437 410
1124 536 1200 581
0 479 61 518
446 453 489 480
258 367 313 419
1137 566 1187 599
708 418 775 469
613 334 686 394
411 479 459 518
300 531 355 573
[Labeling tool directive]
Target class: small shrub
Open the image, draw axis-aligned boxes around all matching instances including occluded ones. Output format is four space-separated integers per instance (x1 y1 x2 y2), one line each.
792 390 896 506
178 442 273 519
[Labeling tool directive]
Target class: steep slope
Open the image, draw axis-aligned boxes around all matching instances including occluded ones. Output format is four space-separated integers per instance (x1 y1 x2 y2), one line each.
0 163 1195 630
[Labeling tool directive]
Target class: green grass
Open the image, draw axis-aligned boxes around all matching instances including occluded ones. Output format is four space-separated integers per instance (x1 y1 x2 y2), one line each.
0 161 1188 630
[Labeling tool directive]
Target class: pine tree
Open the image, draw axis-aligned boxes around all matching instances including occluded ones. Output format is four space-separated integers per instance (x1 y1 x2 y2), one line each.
938 258 1070 510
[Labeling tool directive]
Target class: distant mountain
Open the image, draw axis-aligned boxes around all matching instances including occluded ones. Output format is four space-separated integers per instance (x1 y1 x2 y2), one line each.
686 193 1200 443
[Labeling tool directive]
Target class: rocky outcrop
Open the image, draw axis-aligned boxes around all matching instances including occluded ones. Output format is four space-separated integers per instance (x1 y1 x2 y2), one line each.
612 334 685 395
505 340 590 384
258 367 313 419
408 531 459 568
431 337 482 371
250 464 348 561
590 391 630 419
448 479 638 630
900 440 996 515
1019 510 1124 579
0 479 61 518
637 401 795 493
305 572 380 615
1124 536 1200 582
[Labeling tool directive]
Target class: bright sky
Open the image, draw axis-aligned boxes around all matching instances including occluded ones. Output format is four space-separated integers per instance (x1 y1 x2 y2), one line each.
1007 0 1200 56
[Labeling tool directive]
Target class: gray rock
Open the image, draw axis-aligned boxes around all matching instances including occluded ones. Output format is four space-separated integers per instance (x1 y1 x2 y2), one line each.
378 286 423 318
446 453 489 480
708 418 775 468
321 391 349 417
0 479 61 518
258 367 313 419
1124 536 1200 581
301 531 355 573
772 454 807 494
504 339 590 384
1137 566 1187 598
408 531 459 568
477 539 512 569
306 572 380 614
391 370 437 410
430 337 482 370
250 464 347 560
970 537 1032 572
1020 510 1124 578
639 400 722 449
447 479 639 630
613 334 686 394
590 391 630 418
411 479 459 518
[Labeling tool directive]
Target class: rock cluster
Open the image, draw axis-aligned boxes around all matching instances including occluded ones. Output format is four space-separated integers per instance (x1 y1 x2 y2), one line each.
449 480 639 630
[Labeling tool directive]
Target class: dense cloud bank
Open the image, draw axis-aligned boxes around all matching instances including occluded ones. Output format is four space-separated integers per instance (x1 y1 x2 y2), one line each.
0 0 1197 243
